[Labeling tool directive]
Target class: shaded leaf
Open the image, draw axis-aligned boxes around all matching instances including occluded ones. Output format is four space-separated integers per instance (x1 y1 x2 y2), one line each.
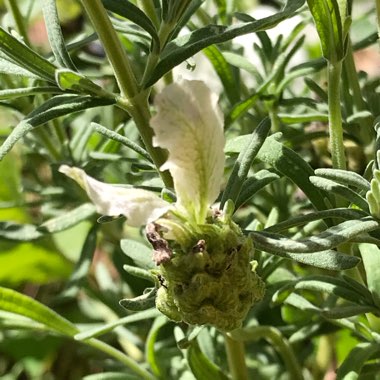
0 26 56 82
186 341 229 380
0 286 78 336
43 0 77 70
39 203 96 233
336 343 380 380
75 308 160 341
120 239 155 270
0 95 115 160
102 0 159 53
145 0 306 86
221 118 271 208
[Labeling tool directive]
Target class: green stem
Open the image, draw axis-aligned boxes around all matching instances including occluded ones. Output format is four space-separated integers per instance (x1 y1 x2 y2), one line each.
117 95 173 188
224 333 249 380
141 22 174 88
268 105 280 133
34 129 61 160
80 0 138 99
4 0 30 45
230 326 303 380
86 338 156 380
80 0 173 188
327 61 346 170
376 0 380 43
343 40 374 146
343 40 366 111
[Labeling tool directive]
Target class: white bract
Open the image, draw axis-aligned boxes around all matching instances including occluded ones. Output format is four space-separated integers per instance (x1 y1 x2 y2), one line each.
60 79 225 228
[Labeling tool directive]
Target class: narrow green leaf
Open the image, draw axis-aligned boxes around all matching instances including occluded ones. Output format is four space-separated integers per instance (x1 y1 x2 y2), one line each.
304 77 328 102
336 343 380 380
323 305 378 319
0 222 43 240
145 0 306 86
83 373 141 380
75 308 161 341
120 239 155 270
0 95 115 160
221 118 271 207
236 170 280 209
293 277 368 304
264 208 368 233
0 86 62 100
186 341 229 380
225 67 277 126
42 0 77 70
123 265 156 283
226 134 328 210
119 288 157 311
55 69 113 98
146 316 168 377
0 286 78 336
310 176 369 211
203 45 239 104
92 122 152 162
60 224 98 299
39 203 96 233
223 51 263 81
278 113 328 124
0 26 56 82
307 0 345 62
342 274 375 304
284 293 321 312
289 324 321 343
0 56 40 78
101 0 159 53
314 168 370 192
251 219 379 253
262 249 360 270
274 275 368 305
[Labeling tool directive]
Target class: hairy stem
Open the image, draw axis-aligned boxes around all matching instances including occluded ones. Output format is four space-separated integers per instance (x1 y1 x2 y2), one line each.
230 326 303 380
80 0 138 99
224 333 249 380
86 338 156 380
327 61 346 170
80 0 172 188
4 0 30 45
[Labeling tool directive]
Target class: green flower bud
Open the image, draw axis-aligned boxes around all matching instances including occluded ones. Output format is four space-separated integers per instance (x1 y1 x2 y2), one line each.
153 216 265 331
367 169 380 219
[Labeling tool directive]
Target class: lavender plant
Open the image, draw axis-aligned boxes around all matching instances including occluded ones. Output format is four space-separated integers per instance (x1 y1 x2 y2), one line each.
0 0 379 379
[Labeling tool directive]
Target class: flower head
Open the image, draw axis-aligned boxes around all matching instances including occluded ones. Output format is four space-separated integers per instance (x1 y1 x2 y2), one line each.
60 79 264 331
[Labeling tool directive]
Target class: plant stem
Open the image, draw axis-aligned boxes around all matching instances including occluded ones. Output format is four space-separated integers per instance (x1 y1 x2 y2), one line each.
80 0 138 99
80 0 173 188
224 333 249 380
116 96 173 188
4 0 30 45
230 326 303 380
327 61 346 170
86 338 155 380
376 0 380 43
141 22 174 88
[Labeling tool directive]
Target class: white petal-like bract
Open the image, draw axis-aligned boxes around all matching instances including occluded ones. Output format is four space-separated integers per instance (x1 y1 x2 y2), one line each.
59 165 170 227
150 80 225 224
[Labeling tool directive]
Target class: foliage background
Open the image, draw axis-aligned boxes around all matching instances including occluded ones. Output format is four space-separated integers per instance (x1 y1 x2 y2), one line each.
0 0 379 379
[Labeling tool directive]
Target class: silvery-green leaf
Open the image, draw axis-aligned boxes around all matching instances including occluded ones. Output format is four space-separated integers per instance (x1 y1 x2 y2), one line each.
59 165 170 227
150 80 225 224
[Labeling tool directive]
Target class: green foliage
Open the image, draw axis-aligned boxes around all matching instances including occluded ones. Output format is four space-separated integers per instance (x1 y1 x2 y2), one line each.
0 0 379 378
